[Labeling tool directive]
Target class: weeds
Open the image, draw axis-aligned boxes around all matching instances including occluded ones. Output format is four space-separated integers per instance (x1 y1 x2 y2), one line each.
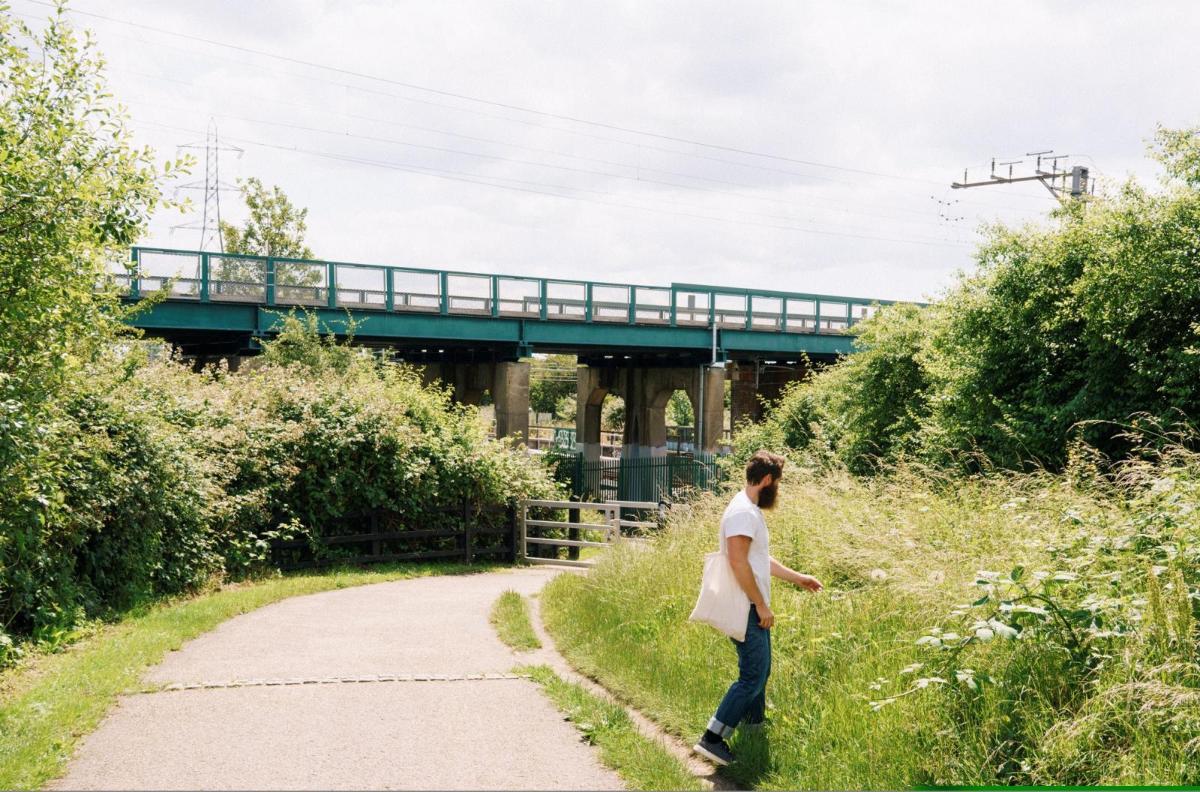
542 447 1200 787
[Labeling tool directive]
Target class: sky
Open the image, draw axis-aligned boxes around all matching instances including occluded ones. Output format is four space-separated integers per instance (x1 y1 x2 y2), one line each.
13 0 1200 301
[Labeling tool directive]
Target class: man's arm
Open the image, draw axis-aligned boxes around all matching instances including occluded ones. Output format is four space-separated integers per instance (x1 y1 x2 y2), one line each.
727 535 773 628
770 556 823 592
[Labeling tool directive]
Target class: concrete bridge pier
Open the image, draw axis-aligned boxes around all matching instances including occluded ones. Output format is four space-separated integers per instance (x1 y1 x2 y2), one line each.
492 362 530 444
575 366 611 463
420 361 530 443
575 363 725 459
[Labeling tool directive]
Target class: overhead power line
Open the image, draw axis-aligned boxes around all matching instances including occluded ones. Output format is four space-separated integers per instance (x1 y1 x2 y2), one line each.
135 117 972 249
118 94 976 240
18 4 1048 217
24 0 1023 191
112 69 956 224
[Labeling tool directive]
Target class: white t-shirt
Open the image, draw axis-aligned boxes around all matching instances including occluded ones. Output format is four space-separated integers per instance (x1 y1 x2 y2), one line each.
719 489 771 607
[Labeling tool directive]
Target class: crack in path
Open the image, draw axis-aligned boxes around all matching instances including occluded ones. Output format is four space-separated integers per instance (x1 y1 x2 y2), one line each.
146 671 529 693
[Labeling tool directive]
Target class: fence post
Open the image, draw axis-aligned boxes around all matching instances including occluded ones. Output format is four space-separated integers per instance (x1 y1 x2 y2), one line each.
462 500 474 564
129 247 141 300
265 257 276 306
370 511 381 560
568 496 581 561
200 252 210 303
517 499 527 562
507 502 518 563
574 451 584 498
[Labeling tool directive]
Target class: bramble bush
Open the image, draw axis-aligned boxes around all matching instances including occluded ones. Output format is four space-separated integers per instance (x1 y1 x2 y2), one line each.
0 314 559 657
1 3 188 651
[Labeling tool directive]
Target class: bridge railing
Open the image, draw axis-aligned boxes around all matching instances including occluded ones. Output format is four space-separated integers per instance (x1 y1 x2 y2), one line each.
115 247 897 334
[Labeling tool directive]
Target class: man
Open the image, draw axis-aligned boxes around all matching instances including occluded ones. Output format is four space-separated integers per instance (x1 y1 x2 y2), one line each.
693 449 823 767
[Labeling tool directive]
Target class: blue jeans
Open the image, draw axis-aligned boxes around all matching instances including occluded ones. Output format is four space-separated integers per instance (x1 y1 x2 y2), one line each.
707 604 771 739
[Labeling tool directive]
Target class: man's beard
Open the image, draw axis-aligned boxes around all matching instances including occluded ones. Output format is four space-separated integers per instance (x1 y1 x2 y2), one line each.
758 482 779 510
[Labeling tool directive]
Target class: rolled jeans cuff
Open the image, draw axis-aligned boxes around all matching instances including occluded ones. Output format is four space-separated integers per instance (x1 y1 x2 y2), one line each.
706 716 735 739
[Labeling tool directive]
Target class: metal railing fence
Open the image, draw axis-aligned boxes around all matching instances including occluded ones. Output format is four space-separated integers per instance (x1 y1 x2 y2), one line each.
110 246 898 335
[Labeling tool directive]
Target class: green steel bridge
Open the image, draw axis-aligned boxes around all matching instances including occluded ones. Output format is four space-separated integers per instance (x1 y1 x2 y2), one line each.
117 246 894 365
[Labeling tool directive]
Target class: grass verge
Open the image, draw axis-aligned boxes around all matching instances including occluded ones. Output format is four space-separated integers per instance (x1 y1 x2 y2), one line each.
517 663 703 791
0 561 503 790
490 590 542 650
539 464 1199 788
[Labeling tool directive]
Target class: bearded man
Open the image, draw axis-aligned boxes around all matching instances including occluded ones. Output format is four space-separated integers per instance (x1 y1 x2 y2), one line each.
693 449 823 767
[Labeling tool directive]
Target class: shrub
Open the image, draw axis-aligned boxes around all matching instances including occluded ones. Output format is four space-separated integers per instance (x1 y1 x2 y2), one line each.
542 444 1200 787
0 314 559 654
871 443 1200 785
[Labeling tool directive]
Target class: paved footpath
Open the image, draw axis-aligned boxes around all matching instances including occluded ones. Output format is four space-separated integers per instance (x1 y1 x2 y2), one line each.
49 567 625 791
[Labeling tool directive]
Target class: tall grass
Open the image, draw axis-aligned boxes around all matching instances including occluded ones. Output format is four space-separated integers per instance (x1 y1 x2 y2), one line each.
541 456 1200 788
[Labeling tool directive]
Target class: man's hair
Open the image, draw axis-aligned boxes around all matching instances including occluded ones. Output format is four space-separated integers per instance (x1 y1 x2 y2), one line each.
745 449 786 485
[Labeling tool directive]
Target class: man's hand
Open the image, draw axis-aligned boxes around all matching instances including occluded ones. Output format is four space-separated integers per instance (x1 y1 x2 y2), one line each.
755 602 775 629
794 574 823 592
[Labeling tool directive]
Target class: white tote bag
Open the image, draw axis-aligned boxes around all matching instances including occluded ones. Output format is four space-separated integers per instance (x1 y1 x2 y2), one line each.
688 546 751 643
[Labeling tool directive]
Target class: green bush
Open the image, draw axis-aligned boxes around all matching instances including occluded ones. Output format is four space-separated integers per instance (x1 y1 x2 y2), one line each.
542 446 1200 787
876 444 1200 785
0 314 559 652
736 126 1200 474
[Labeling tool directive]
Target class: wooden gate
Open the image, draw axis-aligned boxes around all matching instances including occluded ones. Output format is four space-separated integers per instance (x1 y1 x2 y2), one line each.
519 499 660 568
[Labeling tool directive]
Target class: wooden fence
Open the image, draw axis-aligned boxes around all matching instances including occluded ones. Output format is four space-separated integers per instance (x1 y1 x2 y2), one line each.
269 502 519 571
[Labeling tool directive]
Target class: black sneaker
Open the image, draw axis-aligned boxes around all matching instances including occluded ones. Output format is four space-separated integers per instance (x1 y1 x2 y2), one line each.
693 734 735 766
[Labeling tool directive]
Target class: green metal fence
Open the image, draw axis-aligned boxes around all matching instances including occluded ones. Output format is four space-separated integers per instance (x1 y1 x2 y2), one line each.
551 451 726 502
119 246 897 334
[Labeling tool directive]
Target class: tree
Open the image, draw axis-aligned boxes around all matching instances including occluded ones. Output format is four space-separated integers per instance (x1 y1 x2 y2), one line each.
220 177 313 258
529 355 576 418
213 178 316 298
0 1 184 639
666 390 694 426
0 3 182 411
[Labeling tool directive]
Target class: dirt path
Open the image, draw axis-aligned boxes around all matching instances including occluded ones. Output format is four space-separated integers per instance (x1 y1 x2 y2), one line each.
49 567 624 791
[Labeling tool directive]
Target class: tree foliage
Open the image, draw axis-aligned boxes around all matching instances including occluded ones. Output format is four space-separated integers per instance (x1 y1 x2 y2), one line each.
738 126 1200 473
0 2 186 645
528 354 576 416
666 390 694 427
0 3 182 411
220 177 313 259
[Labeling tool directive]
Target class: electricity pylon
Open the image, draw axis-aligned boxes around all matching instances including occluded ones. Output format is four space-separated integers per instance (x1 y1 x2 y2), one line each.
172 120 244 252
